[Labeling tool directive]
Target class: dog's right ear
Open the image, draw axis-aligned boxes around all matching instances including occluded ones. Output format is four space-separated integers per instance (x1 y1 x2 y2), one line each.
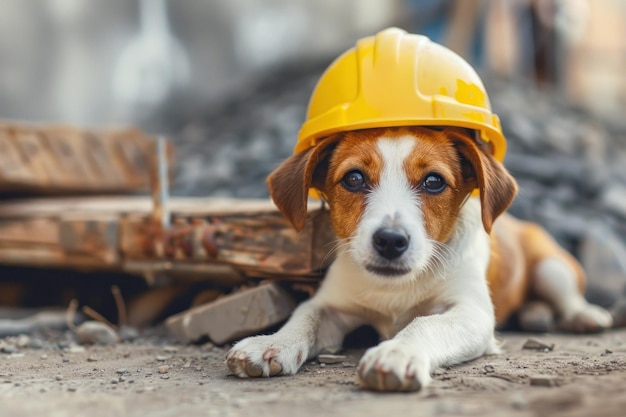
267 136 340 231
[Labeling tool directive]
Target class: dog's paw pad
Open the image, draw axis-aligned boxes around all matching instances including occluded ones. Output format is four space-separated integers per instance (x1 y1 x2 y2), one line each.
357 340 428 392
226 347 283 378
559 304 613 333
225 337 303 378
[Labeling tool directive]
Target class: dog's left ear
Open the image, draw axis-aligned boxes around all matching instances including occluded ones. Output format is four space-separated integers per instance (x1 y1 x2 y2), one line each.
449 130 518 234
266 136 340 231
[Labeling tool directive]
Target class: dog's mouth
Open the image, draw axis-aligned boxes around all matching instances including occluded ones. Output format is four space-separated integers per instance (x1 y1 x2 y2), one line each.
365 263 412 277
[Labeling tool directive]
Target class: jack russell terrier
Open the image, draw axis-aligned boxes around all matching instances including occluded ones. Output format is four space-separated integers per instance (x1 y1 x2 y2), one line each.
225 126 613 391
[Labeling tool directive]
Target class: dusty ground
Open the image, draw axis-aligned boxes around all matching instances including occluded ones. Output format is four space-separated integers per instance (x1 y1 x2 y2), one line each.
1 329 626 417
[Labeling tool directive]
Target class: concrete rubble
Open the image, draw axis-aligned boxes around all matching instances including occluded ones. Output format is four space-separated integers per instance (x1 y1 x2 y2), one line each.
165 282 296 344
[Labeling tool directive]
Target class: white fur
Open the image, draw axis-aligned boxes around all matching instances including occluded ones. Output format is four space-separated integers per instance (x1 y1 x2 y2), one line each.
227 137 498 391
533 256 612 332
351 136 434 280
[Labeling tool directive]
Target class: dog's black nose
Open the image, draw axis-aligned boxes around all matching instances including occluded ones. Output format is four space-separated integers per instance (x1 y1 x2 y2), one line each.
372 228 409 260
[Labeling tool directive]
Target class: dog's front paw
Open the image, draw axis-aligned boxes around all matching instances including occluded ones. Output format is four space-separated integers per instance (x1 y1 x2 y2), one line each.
226 335 307 378
357 340 430 392
558 303 613 333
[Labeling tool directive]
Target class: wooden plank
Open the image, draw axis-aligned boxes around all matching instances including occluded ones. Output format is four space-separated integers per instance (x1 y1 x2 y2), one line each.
0 196 288 216
0 123 172 194
0 196 335 281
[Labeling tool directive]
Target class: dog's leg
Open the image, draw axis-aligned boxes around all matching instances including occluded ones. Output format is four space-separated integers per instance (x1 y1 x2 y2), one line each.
358 294 497 392
226 299 362 378
533 256 613 332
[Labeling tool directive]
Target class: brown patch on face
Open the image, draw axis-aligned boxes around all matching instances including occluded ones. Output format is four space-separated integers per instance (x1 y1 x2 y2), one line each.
321 127 476 242
402 128 476 242
323 130 384 239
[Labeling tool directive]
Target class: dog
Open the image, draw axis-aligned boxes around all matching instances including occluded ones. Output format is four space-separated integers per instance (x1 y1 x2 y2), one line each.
226 126 613 391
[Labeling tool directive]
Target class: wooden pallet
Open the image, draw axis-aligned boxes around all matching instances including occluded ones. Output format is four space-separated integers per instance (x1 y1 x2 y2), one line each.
0 123 171 194
0 197 334 283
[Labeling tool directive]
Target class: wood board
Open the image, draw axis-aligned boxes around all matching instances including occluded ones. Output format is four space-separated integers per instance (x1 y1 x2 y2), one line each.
0 197 335 283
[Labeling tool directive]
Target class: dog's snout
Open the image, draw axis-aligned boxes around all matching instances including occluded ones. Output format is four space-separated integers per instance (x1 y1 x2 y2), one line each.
373 228 409 260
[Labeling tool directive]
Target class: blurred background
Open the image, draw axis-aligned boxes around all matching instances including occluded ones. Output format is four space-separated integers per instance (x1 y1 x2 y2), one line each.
1 0 626 310
0 0 624 129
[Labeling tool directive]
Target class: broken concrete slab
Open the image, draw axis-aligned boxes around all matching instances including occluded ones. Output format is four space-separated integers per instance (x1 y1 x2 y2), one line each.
165 282 296 345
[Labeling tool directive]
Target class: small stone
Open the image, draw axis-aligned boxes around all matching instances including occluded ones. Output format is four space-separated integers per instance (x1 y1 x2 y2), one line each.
201 342 215 352
75 321 119 346
55 375 63 381
111 379 118 384
160 375 170 380
116 368 128 374
16 335 30 348
87 356 98 362
318 354 348 364
155 355 171 362
510 392 529 410
163 346 179 353
40 354 48 360
522 339 554 351
484 364 495 373
62 358 70 363
529 375 561 387
28 338 44 349
67 345 85 354
1 345 17 354
68 387 77 392
601 184 626 219
158 366 170 374
605 349 613 354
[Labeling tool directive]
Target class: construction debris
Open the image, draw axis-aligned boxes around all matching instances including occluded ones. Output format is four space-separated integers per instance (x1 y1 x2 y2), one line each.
66 299 120 346
0 124 172 194
318 354 348 364
0 124 335 344
165 282 296 344
0 197 335 281
522 339 555 352
529 374 562 387
0 309 72 337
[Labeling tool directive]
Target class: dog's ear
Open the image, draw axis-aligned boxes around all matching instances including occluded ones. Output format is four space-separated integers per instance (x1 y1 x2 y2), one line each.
266 137 340 231
449 130 518 234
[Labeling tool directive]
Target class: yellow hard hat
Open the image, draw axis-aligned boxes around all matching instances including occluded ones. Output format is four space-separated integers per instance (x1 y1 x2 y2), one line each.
295 27 506 162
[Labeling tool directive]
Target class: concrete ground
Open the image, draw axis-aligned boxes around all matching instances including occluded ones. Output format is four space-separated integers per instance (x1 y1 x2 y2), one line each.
1 329 626 417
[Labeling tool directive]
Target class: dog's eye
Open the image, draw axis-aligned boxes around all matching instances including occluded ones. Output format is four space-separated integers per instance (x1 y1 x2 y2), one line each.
341 170 366 192
422 173 447 194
